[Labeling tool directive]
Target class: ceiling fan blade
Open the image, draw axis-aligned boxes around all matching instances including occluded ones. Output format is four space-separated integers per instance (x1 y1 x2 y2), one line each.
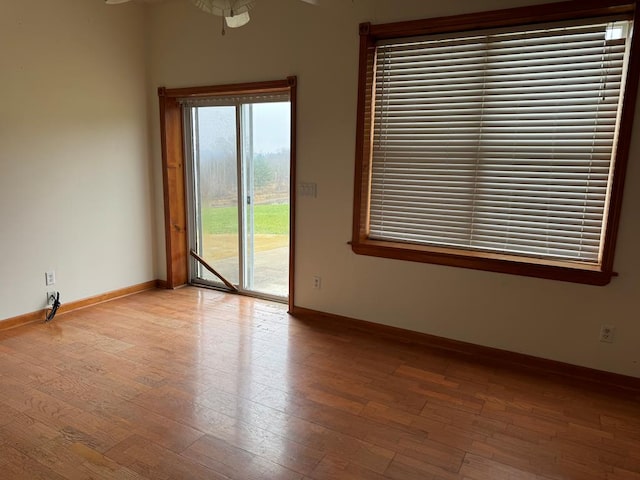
299 0 320 5
105 0 134 4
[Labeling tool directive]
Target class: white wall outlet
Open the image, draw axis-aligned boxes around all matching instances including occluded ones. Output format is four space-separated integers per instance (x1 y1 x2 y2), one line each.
45 270 56 286
313 275 322 289
599 324 615 343
46 291 57 306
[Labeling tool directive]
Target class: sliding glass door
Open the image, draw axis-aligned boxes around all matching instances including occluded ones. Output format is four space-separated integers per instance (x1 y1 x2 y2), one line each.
185 95 291 300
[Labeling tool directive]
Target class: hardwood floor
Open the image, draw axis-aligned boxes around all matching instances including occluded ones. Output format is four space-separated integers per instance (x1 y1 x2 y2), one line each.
0 287 639 479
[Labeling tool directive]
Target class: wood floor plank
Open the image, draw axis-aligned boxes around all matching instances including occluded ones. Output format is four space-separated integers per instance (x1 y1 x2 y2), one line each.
0 286 639 479
183 433 305 480
104 433 229 479
309 454 389 480
0 445 69 480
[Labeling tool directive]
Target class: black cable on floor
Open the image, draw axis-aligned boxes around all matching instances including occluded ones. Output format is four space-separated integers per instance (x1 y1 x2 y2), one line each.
46 292 61 323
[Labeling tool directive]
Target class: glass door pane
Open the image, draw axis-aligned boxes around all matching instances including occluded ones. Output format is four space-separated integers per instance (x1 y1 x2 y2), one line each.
187 99 291 301
241 102 290 298
192 106 240 287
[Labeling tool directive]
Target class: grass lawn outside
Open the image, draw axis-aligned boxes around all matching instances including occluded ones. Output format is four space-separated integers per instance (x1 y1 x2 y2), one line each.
201 204 289 235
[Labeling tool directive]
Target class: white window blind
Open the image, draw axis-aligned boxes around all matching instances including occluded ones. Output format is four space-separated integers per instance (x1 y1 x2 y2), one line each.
369 18 632 264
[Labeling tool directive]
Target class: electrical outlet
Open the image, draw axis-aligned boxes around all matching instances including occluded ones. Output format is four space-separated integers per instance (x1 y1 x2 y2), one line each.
600 324 615 343
46 291 57 306
45 270 56 286
313 276 322 289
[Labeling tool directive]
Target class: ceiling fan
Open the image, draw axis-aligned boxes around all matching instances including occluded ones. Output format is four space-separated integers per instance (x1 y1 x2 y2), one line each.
105 0 319 31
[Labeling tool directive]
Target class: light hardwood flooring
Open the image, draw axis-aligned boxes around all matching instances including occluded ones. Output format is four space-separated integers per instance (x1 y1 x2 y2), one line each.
0 287 639 479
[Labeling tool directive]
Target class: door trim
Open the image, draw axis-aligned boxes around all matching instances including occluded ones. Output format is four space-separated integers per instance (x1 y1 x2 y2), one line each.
158 77 298 311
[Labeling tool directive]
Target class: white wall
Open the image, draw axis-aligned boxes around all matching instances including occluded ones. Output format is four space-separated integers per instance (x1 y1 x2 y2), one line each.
148 0 640 378
0 0 156 320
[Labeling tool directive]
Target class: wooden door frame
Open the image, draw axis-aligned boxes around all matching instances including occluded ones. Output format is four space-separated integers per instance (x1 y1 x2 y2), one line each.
158 77 298 311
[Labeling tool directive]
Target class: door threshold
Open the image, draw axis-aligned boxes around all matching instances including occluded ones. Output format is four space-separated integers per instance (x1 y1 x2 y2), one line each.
190 281 288 304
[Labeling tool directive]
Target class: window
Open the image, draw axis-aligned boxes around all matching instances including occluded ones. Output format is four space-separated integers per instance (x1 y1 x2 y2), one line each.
352 0 640 285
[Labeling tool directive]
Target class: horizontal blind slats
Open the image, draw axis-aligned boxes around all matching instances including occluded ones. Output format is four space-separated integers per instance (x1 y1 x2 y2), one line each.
369 18 631 263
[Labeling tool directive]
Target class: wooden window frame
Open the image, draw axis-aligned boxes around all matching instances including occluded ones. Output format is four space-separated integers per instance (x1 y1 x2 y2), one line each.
158 77 298 310
352 0 640 285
